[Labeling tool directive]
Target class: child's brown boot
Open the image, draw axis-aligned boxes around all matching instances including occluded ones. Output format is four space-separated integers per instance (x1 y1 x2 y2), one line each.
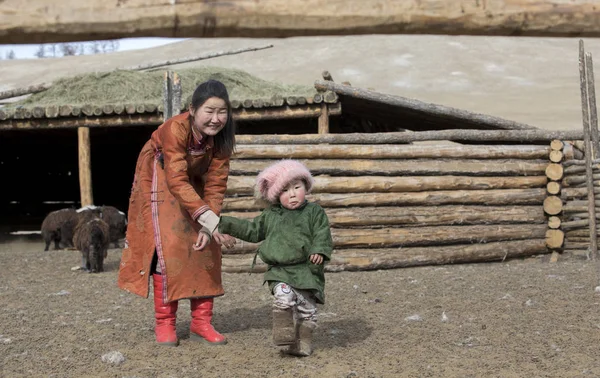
272 308 295 345
284 320 316 357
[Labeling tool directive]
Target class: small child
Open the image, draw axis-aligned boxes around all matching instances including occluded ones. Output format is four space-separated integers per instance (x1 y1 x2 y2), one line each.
218 159 333 356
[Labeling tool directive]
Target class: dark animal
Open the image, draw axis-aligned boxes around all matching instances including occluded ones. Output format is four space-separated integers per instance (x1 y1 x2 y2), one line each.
76 205 102 221
99 205 127 248
40 208 79 251
73 216 110 273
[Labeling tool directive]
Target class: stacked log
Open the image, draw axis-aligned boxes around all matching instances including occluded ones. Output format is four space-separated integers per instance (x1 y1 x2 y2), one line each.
560 40 600 260
561 141 598 254
219 137 566 273
544 140 565 252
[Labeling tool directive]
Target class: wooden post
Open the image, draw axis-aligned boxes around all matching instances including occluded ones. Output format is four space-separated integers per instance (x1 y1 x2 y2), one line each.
586 53 600 160
578 39 598 259
162 71 173 120
77 127 93 207
317 70 332 134
172 72 182 116
318 103 329 134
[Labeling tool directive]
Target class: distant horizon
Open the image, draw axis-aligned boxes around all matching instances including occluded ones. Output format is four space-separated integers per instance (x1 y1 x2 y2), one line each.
0 37 187 60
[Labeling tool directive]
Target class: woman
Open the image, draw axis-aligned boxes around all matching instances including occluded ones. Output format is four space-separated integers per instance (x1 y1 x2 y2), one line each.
118 80 236 347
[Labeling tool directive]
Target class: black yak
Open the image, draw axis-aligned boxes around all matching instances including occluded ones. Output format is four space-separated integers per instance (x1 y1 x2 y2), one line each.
100 206 127 248
40 208 79 251
73 216 110 273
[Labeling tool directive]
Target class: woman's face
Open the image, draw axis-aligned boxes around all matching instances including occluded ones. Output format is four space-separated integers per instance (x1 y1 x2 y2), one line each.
190 97 228 137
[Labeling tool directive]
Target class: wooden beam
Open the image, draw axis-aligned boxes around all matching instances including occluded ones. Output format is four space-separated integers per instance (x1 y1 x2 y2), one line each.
222 189 546 210
227 175 547 194
0 115 164 130
0 103 342 130
77 127 93 207
315 80 540 130
233 144 552 159
222 205 546 227
223 224 548 253
235 130 585 144
2 1 600 44
234 103 340 121
122 45 274 72
0 83 51 101
229 158 549 176
222 239 549 273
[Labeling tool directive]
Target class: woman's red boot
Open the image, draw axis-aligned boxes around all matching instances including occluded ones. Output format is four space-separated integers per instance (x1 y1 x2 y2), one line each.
190 298 227 345
153 274 179 346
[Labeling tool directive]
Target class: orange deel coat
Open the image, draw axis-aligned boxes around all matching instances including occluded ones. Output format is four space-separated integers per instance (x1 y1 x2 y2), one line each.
117 112 230 303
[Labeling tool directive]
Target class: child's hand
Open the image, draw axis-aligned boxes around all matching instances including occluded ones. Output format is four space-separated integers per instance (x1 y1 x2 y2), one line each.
213 231 236 249
309 254 324 265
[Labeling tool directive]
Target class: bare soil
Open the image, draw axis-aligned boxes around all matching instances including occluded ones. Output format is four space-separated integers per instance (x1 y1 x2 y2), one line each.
2 237 600 378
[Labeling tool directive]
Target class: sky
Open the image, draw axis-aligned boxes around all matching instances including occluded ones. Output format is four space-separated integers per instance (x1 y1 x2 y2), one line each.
0 37 186 59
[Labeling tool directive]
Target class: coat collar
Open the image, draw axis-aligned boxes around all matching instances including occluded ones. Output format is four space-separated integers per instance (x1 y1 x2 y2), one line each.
270 200 309 213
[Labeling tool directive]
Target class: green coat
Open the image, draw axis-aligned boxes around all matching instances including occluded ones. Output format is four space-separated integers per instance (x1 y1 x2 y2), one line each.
219 201 333 303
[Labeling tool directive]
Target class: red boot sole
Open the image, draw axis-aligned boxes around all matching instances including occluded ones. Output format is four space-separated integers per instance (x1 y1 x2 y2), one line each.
190 332 228 345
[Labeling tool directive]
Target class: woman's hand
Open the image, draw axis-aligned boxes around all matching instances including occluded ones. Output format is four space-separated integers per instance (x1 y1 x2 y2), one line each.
213 230 236 249
309 254 324 265
193 229 211 251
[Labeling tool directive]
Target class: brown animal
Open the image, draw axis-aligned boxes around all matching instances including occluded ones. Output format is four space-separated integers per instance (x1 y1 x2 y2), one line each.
76 205 102 221
40 208 79 251
99 205 127 248
73 216 110 273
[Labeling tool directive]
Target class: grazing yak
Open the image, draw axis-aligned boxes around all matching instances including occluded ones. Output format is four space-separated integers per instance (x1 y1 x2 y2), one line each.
40 208 79 251
73 215 110 273
99 206 127 248
42 205 127 254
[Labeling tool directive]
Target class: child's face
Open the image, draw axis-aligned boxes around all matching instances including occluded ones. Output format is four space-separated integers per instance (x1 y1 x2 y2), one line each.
279 179 307 210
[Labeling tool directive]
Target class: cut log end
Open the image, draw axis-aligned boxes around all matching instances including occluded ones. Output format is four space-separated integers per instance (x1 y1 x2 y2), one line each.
545 229 565 249
548 216 561 229
543 196 563 215
546 181 561 195
550 139 564 151
549 150 564 163
545 163 564 181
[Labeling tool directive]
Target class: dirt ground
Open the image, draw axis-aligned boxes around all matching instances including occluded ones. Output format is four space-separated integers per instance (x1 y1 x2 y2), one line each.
2 237 600 378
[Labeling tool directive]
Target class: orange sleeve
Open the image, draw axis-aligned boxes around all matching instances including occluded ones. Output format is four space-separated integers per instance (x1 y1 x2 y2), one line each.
201 154 230 216
160 119 211 219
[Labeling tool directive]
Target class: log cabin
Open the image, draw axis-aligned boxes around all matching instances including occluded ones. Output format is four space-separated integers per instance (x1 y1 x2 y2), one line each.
0 65 589 270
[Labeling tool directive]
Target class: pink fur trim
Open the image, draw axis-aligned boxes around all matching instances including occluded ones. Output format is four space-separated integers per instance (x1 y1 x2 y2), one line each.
255 160 314 203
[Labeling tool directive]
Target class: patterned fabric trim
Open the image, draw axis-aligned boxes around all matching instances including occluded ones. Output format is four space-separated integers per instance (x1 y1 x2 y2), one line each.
151 156 168 304
192 205 211 221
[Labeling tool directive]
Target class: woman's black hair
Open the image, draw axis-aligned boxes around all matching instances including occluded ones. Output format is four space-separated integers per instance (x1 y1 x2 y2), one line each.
190 79 236 157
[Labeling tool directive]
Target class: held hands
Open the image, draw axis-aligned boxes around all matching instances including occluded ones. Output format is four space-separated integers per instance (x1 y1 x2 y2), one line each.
213 230 237 249
309 254 324 265
193 229 237 251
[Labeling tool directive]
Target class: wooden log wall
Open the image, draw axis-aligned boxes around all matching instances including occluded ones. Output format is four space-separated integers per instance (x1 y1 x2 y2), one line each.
219 138 568 273
561 141 599 257
559 40 600 260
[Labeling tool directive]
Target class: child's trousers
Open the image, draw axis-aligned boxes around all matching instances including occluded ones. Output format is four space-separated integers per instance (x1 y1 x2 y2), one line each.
272 282 317 322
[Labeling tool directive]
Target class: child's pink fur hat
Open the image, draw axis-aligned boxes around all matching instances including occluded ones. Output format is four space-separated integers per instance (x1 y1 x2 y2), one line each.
255 159 314 204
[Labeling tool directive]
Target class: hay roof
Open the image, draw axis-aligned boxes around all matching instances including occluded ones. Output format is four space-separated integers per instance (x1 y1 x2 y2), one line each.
8 67 317 108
